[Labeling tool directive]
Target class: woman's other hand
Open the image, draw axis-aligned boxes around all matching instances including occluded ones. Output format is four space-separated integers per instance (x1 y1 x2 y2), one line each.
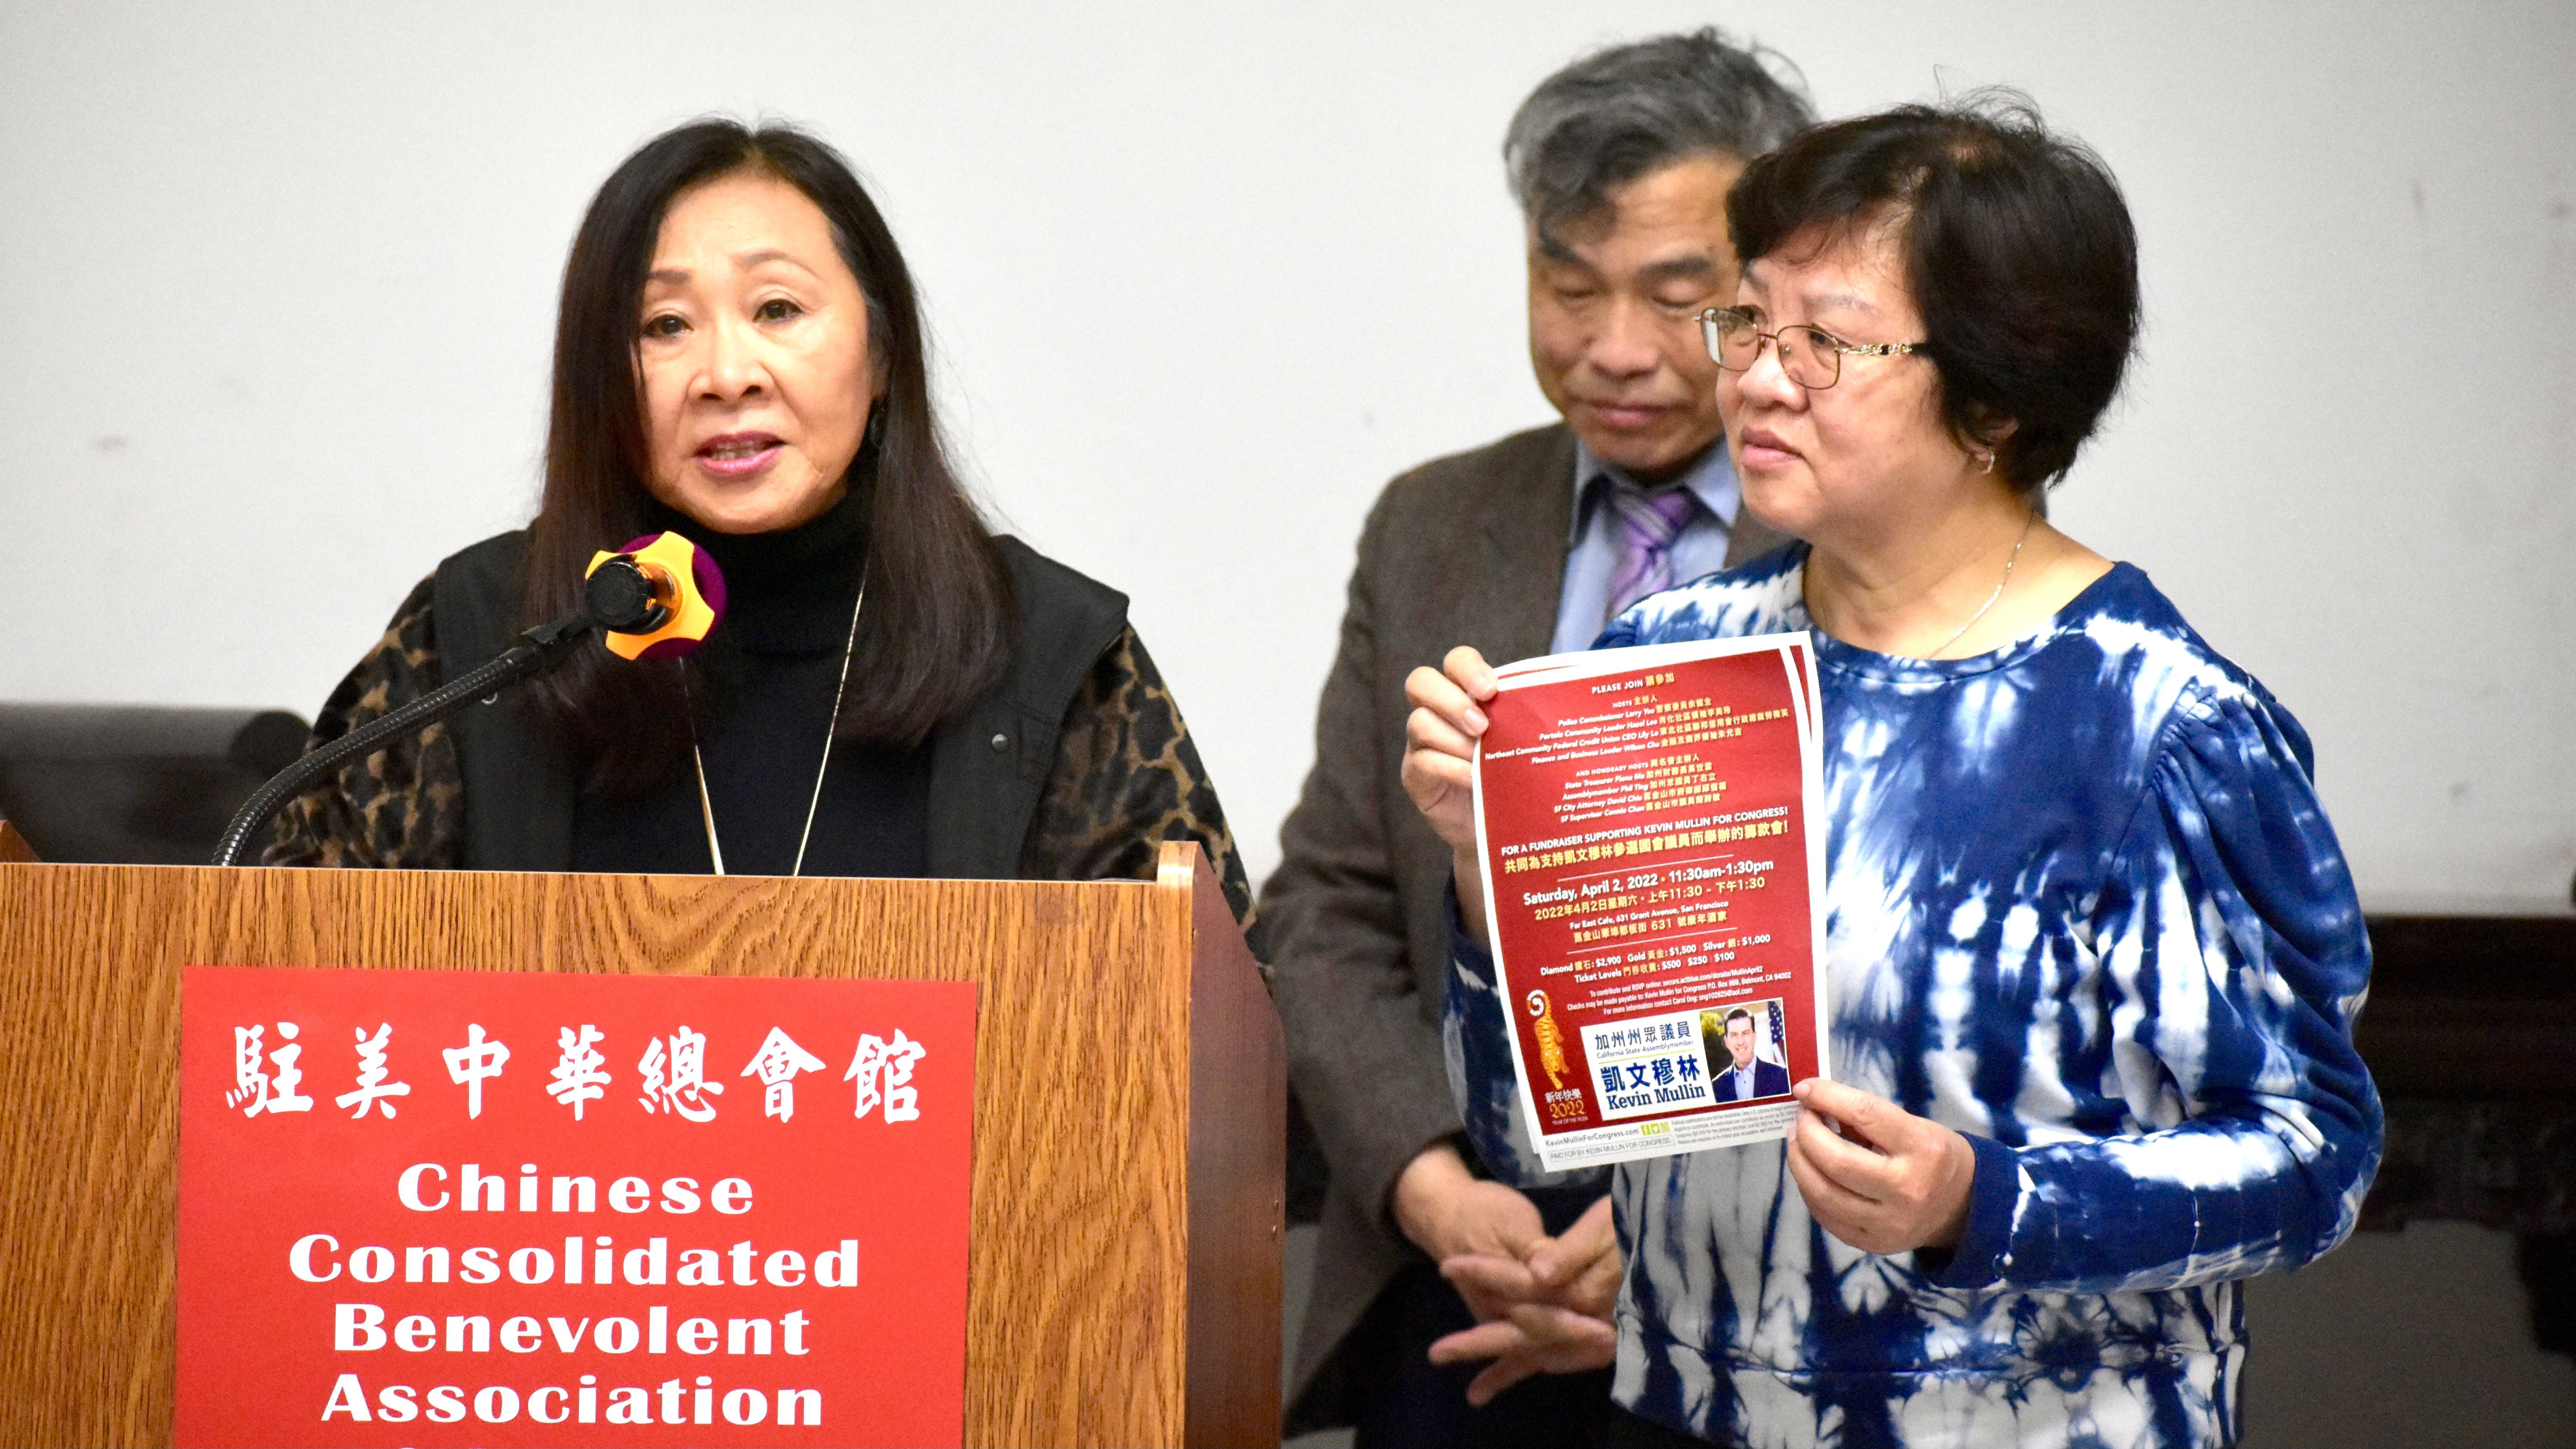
1403 646 1500 940
1785 1078 1978 1255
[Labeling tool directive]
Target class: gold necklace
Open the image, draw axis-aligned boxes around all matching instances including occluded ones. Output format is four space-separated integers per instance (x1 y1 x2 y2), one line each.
1924 512 2036 659
686 581 866 877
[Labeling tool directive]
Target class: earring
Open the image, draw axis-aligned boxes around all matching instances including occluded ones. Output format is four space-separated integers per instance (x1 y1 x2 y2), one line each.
1974 451 1996 475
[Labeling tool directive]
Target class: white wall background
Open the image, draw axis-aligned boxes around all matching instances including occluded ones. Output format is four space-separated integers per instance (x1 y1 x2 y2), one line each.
3 1 2570 902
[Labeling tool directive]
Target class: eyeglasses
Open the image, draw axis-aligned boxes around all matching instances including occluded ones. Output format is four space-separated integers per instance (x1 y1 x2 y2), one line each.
1700 306 1927 390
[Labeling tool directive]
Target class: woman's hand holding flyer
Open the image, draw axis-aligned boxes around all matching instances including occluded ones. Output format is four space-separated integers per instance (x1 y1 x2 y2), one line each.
1786 1077 1977 1254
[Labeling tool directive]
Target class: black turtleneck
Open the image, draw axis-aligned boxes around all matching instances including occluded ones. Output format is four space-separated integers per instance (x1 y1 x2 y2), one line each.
569 484 932 878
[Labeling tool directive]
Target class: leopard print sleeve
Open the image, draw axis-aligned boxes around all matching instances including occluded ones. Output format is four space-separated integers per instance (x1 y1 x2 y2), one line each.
1020 625 1259 937
262 575 466 869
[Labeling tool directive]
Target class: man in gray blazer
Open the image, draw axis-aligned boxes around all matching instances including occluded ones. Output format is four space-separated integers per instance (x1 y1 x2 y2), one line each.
1262 30 1814 1447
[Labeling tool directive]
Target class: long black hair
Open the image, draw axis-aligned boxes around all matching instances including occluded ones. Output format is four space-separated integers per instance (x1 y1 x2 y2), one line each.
520 119 1011 791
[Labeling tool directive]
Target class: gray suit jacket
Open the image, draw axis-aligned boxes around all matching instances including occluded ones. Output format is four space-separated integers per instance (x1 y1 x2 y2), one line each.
1262 422 1791 1431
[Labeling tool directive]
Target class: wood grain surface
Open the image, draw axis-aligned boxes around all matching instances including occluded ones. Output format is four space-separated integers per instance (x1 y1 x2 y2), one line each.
0 844 1282 1448
1177 847 1285 1448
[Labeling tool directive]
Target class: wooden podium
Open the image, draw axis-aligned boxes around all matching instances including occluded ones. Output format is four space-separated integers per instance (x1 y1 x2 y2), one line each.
0 827 1283 1448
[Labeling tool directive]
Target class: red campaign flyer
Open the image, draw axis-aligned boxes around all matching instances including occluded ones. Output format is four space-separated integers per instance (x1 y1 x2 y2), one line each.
1470 632 1829 1172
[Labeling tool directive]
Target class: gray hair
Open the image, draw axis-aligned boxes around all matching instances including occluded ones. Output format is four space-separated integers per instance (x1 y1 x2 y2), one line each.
1505 28 1816 243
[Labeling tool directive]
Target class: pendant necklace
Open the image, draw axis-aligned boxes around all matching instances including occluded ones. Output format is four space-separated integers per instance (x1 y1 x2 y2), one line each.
686 581 866 877
1924 511 2037 659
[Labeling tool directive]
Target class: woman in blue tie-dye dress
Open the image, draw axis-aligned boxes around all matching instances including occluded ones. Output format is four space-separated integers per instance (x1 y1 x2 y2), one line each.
1399 97 2379 1449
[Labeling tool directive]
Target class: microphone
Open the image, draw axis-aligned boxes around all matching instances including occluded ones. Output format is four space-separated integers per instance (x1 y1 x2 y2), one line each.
210 533 729 867
587 533 726 660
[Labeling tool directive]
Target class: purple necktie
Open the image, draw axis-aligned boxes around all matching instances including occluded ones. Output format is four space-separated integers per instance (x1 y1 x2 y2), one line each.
1603 479 1699 623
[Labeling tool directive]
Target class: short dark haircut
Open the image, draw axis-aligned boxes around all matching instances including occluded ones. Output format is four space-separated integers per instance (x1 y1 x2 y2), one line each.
1724 1008 1755 1029
523 119 1011 790
1505 28 1814 245
1726 92 2140 493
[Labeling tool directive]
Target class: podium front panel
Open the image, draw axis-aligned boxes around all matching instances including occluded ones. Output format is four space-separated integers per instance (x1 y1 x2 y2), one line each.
0 851 1280 1447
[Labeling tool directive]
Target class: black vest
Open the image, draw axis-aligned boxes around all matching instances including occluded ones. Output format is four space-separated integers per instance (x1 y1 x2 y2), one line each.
429 531 1127 878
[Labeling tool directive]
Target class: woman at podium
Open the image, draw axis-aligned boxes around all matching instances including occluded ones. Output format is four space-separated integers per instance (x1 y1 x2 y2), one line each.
267 119 1251 918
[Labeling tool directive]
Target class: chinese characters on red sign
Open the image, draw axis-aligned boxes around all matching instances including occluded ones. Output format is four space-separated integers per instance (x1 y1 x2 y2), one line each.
177 967 975 1448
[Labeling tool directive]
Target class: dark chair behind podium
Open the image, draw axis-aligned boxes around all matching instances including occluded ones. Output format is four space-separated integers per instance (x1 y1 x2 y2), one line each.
0 829 1285 1446
0 704 310 864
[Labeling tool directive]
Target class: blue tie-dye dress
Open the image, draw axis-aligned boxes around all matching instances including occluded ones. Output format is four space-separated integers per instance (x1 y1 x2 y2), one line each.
1443 546 2381 1449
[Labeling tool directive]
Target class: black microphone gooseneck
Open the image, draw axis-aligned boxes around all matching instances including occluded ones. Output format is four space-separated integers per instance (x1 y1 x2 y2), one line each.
209 559 672 868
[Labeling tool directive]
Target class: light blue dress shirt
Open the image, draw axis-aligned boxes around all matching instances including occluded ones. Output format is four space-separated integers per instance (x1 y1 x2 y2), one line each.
1548 440 1743 656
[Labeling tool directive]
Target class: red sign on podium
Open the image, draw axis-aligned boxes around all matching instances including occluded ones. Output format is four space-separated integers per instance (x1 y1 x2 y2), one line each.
175 967 976 1448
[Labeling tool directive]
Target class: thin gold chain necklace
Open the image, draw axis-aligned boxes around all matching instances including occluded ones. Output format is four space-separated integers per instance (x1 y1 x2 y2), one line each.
685 582 866 877
1924 511 2037 659
1802 511 2038 660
